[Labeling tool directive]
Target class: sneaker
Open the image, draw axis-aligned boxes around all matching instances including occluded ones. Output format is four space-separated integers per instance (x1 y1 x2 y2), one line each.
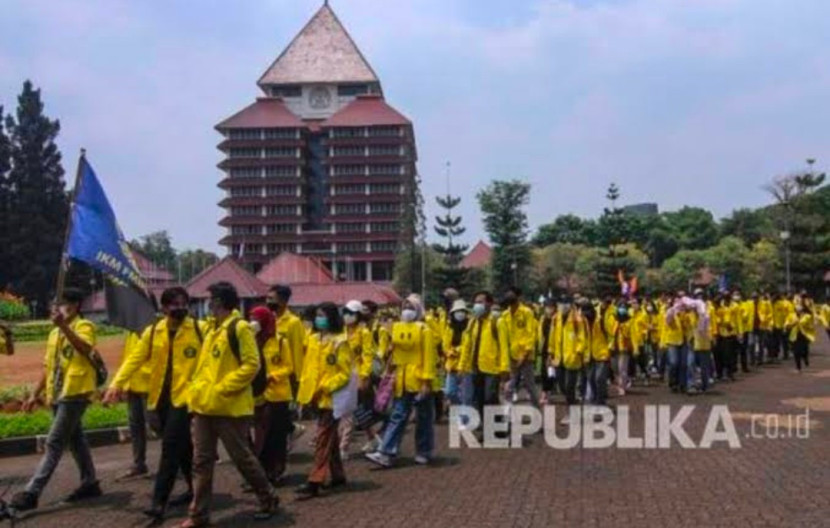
294 482 320 501
360 435 380 454
364 451 391 468
414 455 430 465
118 466 148 480
687 387 700 395
511 393 519 404
253 492 280 520
64 482 102 503
9 491 38 512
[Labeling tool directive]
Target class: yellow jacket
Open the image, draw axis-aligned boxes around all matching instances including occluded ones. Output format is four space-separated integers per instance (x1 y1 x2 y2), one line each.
460 315 509 375
502 304 538 362
262 334 293 403
297 333 351 409
630 308 649 355
588 316 612 362
345 325 375 379
757 299 774 331
188 317 260 417
44 317 97 405
442 321 467 372
552 310 587 370
118 332 150 394
715 304 737 337
741 300 756 333
773 300 795 329
663 308 686 346
690 307 715 352
788 313 816 343
819 304 830 329
276 310 306 381
388 321 435 397
112 317 204 410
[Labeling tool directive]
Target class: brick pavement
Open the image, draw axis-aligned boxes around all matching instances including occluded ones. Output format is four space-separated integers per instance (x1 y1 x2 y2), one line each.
2 332 829 528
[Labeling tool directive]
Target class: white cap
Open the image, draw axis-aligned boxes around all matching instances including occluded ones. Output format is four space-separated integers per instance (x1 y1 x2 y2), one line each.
345 300 364 313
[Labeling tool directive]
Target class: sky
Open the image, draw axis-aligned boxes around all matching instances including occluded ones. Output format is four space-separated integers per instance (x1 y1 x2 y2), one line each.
2 0 829 255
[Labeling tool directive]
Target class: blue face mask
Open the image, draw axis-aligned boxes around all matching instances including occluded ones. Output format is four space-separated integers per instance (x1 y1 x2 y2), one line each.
472 303 486 317
315 316 330 331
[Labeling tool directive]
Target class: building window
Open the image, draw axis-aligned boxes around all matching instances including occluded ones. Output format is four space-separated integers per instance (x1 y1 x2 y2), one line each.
246 244 263 254
267 243 296 254
368 126 401 137
264 166 297 177
331 146 365 157
330 127 365 138
337 242 366 253
335 184 365 195
335 203 365 215
370 222 398 232
265 185 296 196
371 241 397 252
338 223 365 233
264 128 298 140
232 225 262 235
267 205 297 216
229 168 261 179
337 84 369 97
269 86 302 98
369 183 400 195
231 206 260 216
264 147 296 158
228 129 262 140
229 148 260 158
302 242 332 253
372 261 394 281
332 165 365 176
369 203 401 214
230 187 261 197
266 224 295 234
368 164 402 176
368 145 401 157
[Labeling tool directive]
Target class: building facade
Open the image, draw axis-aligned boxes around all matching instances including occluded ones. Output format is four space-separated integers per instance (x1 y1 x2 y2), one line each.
216 3 417 281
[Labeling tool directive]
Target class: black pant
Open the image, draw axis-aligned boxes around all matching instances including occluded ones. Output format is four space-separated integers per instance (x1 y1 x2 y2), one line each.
152 398 193 507
737 334 749 372
127 391 147 471
562 368 579 406
715 337 736 379
254 401 291 481
793 335 810 371
773 329 790 359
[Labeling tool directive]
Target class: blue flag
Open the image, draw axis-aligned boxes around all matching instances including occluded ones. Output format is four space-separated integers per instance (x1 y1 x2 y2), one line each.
67 157 147 293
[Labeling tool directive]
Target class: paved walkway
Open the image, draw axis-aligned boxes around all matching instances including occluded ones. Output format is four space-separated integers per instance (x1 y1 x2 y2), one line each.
3 333 829 527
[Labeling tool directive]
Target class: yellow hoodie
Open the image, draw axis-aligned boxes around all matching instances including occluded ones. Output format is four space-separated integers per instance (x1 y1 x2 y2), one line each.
297 333 351 409
502 304 538 362
460 315 509 375
552 310 587 370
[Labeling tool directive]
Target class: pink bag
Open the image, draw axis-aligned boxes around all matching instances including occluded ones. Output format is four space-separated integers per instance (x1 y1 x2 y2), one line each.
373 373 395 414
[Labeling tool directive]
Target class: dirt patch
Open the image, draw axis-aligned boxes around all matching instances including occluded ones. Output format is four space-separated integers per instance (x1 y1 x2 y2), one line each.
0 335 126 388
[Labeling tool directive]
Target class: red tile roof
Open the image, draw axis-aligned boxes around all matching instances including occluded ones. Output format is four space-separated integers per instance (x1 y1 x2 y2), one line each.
289 282 401 307
256 253 334 285
461 240 492 269
322 95 411 127
216 98 304 130
186 256 269 299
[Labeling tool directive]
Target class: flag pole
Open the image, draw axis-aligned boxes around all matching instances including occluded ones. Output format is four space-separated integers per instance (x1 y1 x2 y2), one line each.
55 148 86 304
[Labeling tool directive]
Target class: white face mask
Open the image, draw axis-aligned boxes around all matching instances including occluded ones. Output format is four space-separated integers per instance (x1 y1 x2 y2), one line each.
343 313 357 326
472 303 486 317
401 309 417 322
491 309 502 319
249 320 262 335
452 311 467 322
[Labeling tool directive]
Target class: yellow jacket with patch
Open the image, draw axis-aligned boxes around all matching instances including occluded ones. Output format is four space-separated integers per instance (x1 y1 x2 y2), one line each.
297 333 351 409
118 332 151 394
788 312 816 343
345 325 375 379
188 317 259 417
387 321 436 397
588 315 612 362
112 317 204 410
44 317 97 405
773 299 795 329
460 315 509 375
758 299 774 331
262 334 293 403
552 311 587 370
276 310 306 382
502 304 538 362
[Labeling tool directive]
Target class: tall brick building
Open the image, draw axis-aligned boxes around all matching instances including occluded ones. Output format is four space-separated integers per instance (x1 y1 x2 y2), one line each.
216 3 417 281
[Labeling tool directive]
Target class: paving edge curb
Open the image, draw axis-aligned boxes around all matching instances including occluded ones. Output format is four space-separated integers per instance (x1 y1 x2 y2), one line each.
0 426 151 458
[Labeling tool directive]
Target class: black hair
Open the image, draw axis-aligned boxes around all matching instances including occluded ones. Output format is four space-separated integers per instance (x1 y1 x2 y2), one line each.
207 282 239 310
473 290 494 304
301 304 317 322
362 300 379 314
507 286 522 297
317 302 344 334
268 284 292 303
61 287 85 307
161 286 189 307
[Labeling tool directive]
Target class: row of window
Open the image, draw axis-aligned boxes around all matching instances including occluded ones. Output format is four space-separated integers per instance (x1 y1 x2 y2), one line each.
329 126 403 138
266 84 380 99
229 167 299 178
332 203 401 215
227 128 299 140
332 183 401 195
330 146 405 157
331 164 406 176
231 241 398 256
230 186 299 197
229 148 298 159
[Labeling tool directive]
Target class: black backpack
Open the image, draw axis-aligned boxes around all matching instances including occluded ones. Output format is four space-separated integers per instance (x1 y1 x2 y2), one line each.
227 318 268 397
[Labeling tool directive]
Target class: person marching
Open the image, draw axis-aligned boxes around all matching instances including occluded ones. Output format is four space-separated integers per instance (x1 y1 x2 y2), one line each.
249 306 293 486
104 286 203 522
757 292 775 365
366 294 436 467
502 287 541 407
443 299 470 425
537 298 557 402
339 300 374 460
553 297 587 423
585 300 612 407
665 295 689 391
295 303 352 499
181 282 279 527
787 299 816 372
772 293 795 362
11 288 101 512
117 330 151 480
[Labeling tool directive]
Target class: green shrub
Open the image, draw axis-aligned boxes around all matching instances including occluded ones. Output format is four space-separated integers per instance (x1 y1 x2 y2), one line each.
0 293 29 321
0 385 32 405
0 403 128 439
10 320 124 342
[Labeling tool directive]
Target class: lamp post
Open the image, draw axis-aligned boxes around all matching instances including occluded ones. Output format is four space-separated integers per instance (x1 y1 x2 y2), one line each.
780 229 791 294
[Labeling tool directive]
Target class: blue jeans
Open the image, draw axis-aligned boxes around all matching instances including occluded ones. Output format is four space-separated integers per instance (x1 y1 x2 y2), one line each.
445 372 465 406
378 392 434 459
694 351 713 391
685 347 697 389
667 345 687 390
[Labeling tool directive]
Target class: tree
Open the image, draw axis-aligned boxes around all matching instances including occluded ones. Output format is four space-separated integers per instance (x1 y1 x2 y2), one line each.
131 231 177 273
0 105 11 291
720 208 775 247
394 169 427 296
663 206 719 251
176 249 219 283
432 193 471 293
575 243 648 297
531 243 590 294
659 249 708 291
477 180 532 295
393 243 439 303
532 214 599 247
704 236 752 290
745 240 781 292
3 81 69 314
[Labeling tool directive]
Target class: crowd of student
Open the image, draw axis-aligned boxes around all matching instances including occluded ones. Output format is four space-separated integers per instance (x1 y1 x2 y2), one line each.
3 282 828 527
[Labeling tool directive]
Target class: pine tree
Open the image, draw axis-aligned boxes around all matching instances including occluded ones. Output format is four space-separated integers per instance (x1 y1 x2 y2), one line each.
4 81 69 314
432 191 472 295
595 183 633 296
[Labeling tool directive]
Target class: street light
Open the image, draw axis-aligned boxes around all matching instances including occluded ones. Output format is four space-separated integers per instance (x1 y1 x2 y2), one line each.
780 229 791 294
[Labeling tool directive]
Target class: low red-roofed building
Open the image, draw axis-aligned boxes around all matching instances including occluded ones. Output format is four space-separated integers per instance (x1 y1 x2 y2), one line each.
186 257 269 316
289 282 400 308
256 253 333 285
461 241 492 270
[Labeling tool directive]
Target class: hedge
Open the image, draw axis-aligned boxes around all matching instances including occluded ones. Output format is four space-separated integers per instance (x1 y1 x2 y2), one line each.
0 403 128 439
10 320 124 342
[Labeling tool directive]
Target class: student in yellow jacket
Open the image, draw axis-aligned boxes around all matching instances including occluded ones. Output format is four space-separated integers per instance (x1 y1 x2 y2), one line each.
366 294 436 468
182 282 278 527
443 300 470 411
105 287 204 520
294 302 351 499
502 287 541 407
757 293 774 364
266 285 306 396
787 303 816 372
458 291 510 418
585 302 612 406
11 288 101 513
714 295 739 381
338 300 374 460
772 294 795 361
552 299 586 415
116 331 152 479
664 296 689 391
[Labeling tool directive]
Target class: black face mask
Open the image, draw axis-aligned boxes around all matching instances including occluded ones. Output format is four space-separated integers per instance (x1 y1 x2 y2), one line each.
267 302 281 313
170 308 188 321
